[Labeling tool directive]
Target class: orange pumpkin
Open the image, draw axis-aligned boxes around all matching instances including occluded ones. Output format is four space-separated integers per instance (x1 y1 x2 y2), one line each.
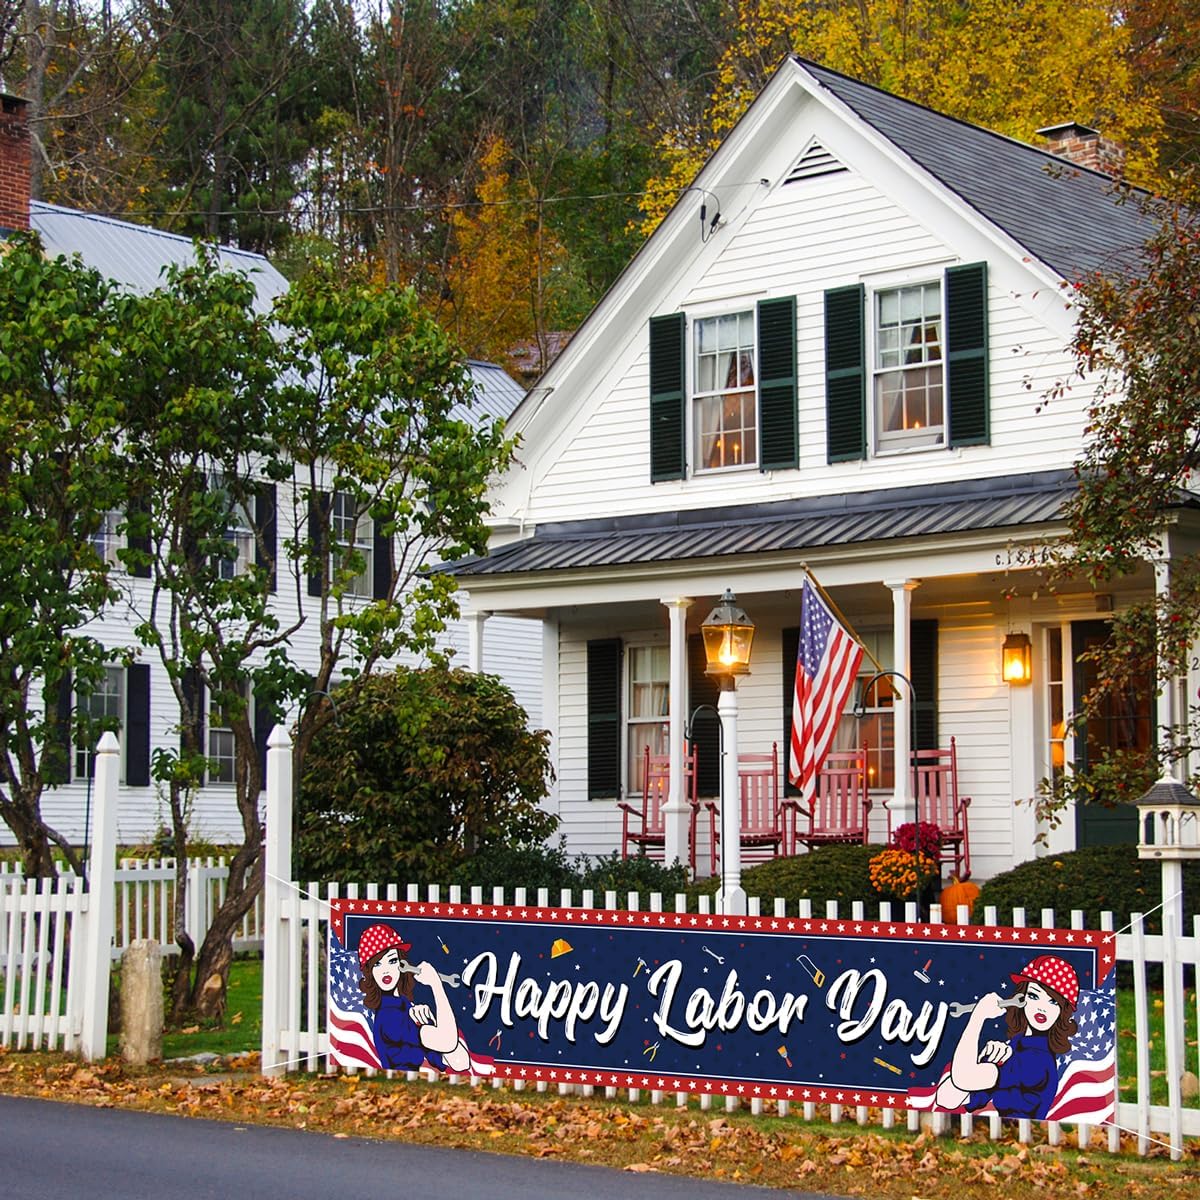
939 877 980 923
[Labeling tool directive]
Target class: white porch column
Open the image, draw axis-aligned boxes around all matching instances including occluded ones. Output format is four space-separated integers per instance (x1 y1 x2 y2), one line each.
662 597 693 867
885 579 921 826
465 608 490 673
1008 597 1038 861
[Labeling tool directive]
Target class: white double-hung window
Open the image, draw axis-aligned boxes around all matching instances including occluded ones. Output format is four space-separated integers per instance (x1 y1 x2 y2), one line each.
874 281 944 450
331 490 373 597
694 311 757 471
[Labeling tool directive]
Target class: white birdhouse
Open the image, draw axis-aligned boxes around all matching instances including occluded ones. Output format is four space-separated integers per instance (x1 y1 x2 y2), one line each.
1135 776 1200 861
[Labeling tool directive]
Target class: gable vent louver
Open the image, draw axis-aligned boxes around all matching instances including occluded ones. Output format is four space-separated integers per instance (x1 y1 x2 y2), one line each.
783 141 847 184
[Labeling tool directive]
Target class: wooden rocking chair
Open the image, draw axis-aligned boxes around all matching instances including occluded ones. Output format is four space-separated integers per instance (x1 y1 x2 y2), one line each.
790 744 872 851
895 737 972 880
705 743 787 875
619 745 700 870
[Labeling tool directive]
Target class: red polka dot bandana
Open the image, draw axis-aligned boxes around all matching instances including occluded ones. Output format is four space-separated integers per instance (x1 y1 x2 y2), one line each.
1010 954 1078 1008
357 923 411 969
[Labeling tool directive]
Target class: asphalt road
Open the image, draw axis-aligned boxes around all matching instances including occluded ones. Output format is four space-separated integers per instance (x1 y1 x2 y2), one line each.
0 1094 839 1200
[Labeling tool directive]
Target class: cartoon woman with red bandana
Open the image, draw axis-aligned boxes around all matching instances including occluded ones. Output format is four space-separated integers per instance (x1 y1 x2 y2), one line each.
356 923 473 1073
934 954 1079 1119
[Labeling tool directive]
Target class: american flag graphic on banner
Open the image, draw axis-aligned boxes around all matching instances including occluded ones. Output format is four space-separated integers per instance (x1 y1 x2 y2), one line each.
788 579 864 805
328 938 382 1071
1045 988 1116 1124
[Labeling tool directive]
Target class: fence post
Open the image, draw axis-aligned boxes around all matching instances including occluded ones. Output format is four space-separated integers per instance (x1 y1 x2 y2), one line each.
261 723 293 1076
79 732 119 1060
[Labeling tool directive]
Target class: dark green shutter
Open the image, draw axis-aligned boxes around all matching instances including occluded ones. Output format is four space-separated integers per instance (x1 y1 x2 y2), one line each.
587 639 623 799
687 633 722 797
180 669 205 762
372 519 392 600
126 488 152 578
782 626 800 797
757 296 798 471
946 262 989 447
45 671 73 785
306 491 330 597
649 313 686 482
910 620 938 750
254 690 277 792
126 664 151 787
824 284 866 462
255 482 277 592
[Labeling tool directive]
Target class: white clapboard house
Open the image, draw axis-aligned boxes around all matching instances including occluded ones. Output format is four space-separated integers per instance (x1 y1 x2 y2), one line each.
450 58 1180 880
0 93 540 848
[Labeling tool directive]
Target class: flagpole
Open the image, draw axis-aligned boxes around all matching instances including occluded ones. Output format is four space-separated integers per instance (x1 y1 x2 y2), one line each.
800 564 890 682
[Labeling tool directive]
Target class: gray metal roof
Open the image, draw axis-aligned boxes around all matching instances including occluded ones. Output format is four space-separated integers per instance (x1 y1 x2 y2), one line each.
454 470 1079 578
30 201 290 314
462 360 526 422
800 60 1159 280
30 202 521 423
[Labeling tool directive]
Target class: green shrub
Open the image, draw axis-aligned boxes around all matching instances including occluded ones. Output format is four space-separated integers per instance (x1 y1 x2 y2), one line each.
973 844 1200 933
295 666 555 883
686 844 887 911
443 841 579 895
576 851 689 902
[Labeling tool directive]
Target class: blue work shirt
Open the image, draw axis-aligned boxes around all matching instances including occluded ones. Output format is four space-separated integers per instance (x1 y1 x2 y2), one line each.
374 994 449 1072
968 1034 1058 1119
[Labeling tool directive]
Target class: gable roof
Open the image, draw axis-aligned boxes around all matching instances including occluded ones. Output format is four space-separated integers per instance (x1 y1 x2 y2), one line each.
796 58 1157 281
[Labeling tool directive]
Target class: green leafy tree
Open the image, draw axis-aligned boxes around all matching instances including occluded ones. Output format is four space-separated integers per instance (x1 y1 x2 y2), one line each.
0 233 129 876
1038 196 1200 826
296 666 555 883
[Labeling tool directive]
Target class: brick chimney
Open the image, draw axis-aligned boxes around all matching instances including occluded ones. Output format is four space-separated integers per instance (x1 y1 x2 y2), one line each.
0 92 30 232
1037 122 1124 178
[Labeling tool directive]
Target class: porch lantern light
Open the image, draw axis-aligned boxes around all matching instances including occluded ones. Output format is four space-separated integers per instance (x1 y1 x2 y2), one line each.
1001 632 1032 686
698 589 755 916
701 589 756 677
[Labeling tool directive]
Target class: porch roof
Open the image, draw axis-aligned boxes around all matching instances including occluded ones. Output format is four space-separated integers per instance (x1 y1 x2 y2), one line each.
455 470 1082 579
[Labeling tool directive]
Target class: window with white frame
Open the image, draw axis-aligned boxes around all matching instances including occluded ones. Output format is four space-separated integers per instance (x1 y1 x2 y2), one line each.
1045 626 1067 785
874 282 944 450
330 490 373 597
209 474 255 581
90 510 123 567
208 683 246 785
694 311 757 471
75 667 123 779
834 630 894 789
626 644 669 794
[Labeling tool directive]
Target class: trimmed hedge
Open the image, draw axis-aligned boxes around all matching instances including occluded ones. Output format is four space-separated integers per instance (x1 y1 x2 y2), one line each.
687 845 887 910
973 844 1200 933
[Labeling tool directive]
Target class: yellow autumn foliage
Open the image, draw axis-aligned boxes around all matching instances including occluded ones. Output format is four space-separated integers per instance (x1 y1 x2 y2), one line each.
638 0 1166 235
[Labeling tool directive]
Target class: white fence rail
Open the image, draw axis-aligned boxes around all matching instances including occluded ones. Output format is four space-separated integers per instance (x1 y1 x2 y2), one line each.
2 858 264 960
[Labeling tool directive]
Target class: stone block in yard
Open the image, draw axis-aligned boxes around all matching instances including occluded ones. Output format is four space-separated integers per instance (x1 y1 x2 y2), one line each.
119 939 163 1066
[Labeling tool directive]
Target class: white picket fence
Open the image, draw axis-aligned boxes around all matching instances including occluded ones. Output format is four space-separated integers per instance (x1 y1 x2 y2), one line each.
1 858 264 960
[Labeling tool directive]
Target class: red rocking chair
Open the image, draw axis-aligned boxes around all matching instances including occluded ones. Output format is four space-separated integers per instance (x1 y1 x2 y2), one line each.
705 743 787 875
619 745 700 870
896 737 972 880
792 744 872 851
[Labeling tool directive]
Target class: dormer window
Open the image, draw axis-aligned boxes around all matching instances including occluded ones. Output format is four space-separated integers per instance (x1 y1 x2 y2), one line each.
874 281 944 450
694 311 757 470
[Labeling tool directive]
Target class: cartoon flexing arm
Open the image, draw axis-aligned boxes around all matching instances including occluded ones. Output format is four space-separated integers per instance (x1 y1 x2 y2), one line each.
410 961 470 1072
935 992 1011 1110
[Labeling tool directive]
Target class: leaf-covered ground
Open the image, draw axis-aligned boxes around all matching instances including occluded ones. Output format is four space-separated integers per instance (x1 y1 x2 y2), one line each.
0 1048 1196 1197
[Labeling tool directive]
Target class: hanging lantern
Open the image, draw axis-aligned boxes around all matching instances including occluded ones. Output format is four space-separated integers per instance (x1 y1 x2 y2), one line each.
1002 632 1032 686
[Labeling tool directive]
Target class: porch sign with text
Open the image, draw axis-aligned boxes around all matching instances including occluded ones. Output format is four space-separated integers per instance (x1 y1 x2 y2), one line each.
328 900 1116 1125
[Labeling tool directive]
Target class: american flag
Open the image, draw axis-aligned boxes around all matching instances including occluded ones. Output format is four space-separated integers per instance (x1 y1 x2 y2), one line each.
1046 988 1116 1124
788 579 863 805
327 937 382 1071
907 988 1116 1125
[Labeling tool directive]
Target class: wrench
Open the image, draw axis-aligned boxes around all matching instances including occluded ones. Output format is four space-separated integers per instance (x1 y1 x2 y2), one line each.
948 995 1026 1019
398 963 462 988
701 946 725 965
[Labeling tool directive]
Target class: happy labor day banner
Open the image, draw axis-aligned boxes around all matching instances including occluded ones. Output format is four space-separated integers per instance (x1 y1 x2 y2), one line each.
328 898 1117 1125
